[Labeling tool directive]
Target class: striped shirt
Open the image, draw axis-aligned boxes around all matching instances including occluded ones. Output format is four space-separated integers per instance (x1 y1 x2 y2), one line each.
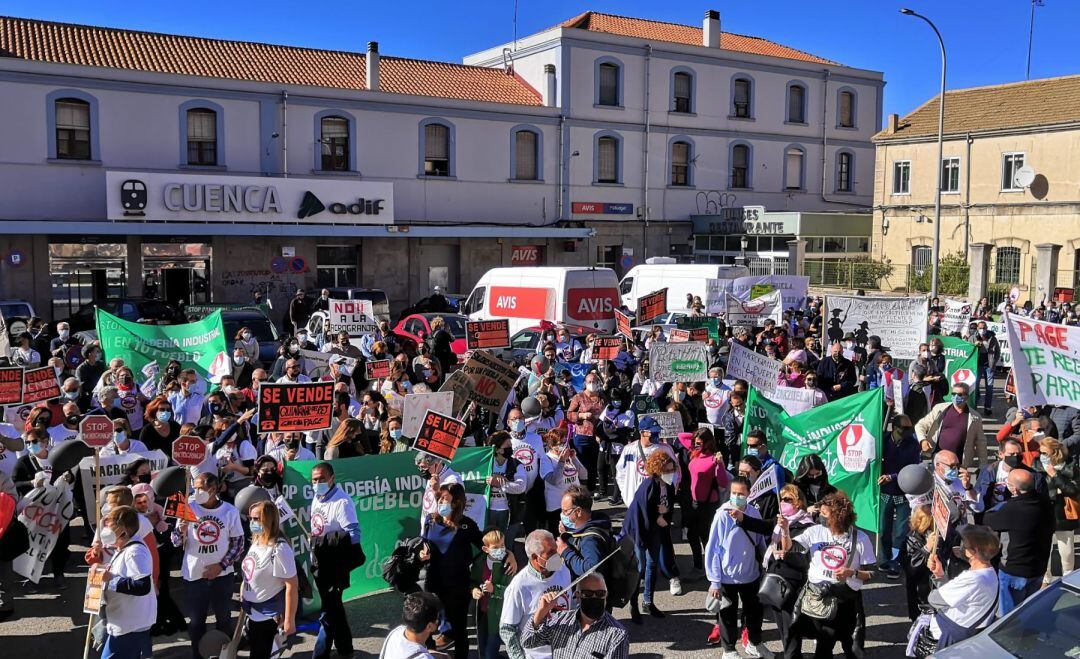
522 609 629 659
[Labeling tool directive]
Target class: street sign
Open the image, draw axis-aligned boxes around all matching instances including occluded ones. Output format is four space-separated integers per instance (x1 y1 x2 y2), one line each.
79 415 114 448
172 435 208 466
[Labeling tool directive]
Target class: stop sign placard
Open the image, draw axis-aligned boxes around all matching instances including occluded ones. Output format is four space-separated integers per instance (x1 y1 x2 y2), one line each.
172 435 209 467
80 415 114 448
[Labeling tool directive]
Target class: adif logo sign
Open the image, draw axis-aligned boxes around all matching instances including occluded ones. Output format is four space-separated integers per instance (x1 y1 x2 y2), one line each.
837 423 875 472
951 368 977 388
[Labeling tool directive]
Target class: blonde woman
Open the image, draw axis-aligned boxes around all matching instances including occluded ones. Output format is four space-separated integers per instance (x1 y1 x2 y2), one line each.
1036 437 1078 584
242 501 298 659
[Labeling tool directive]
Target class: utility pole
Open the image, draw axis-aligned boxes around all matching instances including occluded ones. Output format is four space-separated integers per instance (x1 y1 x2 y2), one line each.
1027 0 1044 80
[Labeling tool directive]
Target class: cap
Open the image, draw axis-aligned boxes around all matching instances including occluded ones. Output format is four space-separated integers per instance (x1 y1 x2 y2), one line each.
638 416 661 435
843 332 857 340
131 483 154 498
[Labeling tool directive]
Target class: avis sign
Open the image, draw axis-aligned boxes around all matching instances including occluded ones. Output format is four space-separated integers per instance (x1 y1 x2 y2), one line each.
510 245 544 267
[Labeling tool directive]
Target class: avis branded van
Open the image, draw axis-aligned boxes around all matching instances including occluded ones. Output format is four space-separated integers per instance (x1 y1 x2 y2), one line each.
619 258 750 310
464 267 620 336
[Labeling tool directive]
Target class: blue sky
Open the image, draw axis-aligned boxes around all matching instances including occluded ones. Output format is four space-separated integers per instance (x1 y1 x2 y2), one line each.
5 0 1078 118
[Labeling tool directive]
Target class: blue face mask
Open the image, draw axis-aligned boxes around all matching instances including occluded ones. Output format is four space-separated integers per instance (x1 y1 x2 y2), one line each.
943 468 959 483
510 419 525 433
437 503 453 518
952 394 966 406
1039 454 1052 468
249 521 264 535
711 378 722 387
731 494 748 510
390 429 403 440
560 513 577 531
28 442 42 455
313 482 330 497
156 411 172 423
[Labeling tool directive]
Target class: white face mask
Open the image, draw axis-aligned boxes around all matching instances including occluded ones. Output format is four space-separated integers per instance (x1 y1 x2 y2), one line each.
661 471 676 485
99 526 118 547
543 553 565 574
586 382 599 393
194 489 211 505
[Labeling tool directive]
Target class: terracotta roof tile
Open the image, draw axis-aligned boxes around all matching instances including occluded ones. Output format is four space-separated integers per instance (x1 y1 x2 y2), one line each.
0 16 542 106
875 74 1080 141
560 11 836 65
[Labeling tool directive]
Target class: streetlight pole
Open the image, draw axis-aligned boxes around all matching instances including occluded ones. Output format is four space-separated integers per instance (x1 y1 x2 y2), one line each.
902 8 946 299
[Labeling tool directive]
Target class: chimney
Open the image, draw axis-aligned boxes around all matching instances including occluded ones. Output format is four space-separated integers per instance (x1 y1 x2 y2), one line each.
888 113 899 133
543 64 557 107
703 10 720 48
366 41 380 91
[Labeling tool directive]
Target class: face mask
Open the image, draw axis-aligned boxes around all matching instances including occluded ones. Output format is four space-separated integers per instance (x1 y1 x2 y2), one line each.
437 502 453 518
258 470 279 486
586 383 599 393
952 394 966 406
119 376 132 385
675 391 686 402
99 526 118 546
66 414 80 426
289 343 299 353
731 494 748 510
510 419 525 433
242 331 253 340
390 429 403 440
59 330 70 339
64 390 79 400
931 346 940 354
881 364 892 372
1003 455 1022 469
844 341 854 349
560 513 578 531
489 547 507 562
942 468 959 483
661 471 675 485
544 553 565 574
780 502 797 517
313 482 330 497
1040 454 1052 468
711 377 722 387
28 442 42 455
194 488 211 505
920 350 929 359
113 431 126 443
54 366 63 377
579 597 607 620
235 355 246 365
157 411 172 423
297 334 308 343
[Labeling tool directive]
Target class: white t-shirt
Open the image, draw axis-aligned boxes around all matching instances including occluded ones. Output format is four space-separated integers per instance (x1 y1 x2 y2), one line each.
215 440 258 482
929 567 999 637
615 441 676 504
499 566 574 659
509 430 551 492
99 439 150 458
48 424 79 444
116 389 145 431
381 625 435 659
795 524 876 591
104 540 157 636
98 514 155 562
310 486 360 540
544 451 585 511
0 423 21 478
180 500 243 581
241 540 297 620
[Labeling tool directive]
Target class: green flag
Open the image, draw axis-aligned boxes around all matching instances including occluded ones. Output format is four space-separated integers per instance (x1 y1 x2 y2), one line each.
676 316 720 342
743 386 789 454
282 447 493 601
940 336 979 407
95 308 228 379
777 387 885 533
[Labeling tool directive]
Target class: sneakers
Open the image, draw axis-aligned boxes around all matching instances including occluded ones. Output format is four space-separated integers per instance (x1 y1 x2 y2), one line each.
669 577 684 596
641 601 665 618
743 641 773 658
722 651 740 659
707 624 721 645
879 561 901 580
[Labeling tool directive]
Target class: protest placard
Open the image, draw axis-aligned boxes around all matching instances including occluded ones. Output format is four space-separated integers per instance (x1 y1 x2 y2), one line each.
615 309 633 338
725 291 783 327
1005 313 1080 408
726 343 780 396
639 412 683 439
257 381 335 432
402 391 456 438
299 348 357 380
413 410 467 461
728 275 810 312
636 289 667 324
439 369 475 415
78 450 169 526
932 486 951 544
461 350 518 412
79 415 113 448
668 329 690 342
365 359 392 380
749 284 774 300
648 342 709 382
328 299 378 336
466 319 511 350
825 295 928 360
632 395 660 415
83 564 107 614
592 336 623 361
986 321 1013 368
0 367 22 405
941 299 972 335
22 366 60 404
14 481 74 583
676 316 719 342
748 464 779 501
164 492 198 522
768 385 818 416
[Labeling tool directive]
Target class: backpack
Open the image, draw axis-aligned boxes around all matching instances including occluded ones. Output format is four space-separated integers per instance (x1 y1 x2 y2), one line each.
573 527 640 609
381 536 428 594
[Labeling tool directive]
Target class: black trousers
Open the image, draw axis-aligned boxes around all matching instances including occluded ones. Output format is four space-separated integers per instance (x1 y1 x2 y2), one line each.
435 588 471 659
791 595 865 659
316 580 353 656
685 500 718 567
718 580 763 651
247 617 279 659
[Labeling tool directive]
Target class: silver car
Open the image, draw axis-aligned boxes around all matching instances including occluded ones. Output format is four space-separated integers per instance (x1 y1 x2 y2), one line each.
933 569 1080 657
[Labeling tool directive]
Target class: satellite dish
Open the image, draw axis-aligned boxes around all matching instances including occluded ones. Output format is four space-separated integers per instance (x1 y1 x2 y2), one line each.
1014 165 1036 188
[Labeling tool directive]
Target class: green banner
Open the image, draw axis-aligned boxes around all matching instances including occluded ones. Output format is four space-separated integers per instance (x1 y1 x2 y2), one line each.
184 302 272 319
95 308 228 379
940 336 979 407
676 316 720 342
282 447 493 601
743 386 788 453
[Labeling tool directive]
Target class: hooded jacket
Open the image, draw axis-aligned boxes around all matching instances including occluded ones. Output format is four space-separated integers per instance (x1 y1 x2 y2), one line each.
563 511 613 579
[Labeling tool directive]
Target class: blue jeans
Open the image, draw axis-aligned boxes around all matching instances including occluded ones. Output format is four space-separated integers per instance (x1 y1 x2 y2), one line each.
879 493 911 564
102 630 152 659
476 610 501 659
636 530 678 604
999 571 1041 616
975 366 995 411
184 574 235 658
572 433 598 491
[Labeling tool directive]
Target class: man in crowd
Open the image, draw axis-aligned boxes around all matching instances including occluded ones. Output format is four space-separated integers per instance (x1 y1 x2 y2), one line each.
523 572 629 659
915 382 987 470
984 468 1055 615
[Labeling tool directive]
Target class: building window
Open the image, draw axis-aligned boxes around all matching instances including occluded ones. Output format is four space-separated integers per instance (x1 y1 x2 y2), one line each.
672 71 693 113
838 90 855 128
787 83 807 123
597 135 619 183
598 62 620 106
836 151 853 192
423 122 451 176
55 99 91 160
320 116 350 171
892 161 911 194
784 147 804 190
731 143 750 189
732 77 752 118
185 108 217 166
912 245 932 276
316 245 358 288
1001 152 1026 191
941 157 960 193
995 246 1021 284
596 245 621 269
671 141 690 186
512 129 539 181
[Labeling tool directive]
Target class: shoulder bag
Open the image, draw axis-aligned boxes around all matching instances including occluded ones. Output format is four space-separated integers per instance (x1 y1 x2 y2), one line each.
795 530 857 621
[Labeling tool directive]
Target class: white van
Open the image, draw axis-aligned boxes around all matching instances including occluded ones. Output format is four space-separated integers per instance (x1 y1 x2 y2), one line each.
619 258 751 310
463 267 620 336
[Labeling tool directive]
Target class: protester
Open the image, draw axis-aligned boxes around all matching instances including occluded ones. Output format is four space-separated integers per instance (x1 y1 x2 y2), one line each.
471 529 513 659
542 427 586 533
500 529 572 659
522 572 629 659
1035 437 1079 584
308 462 362 657
624 450 682 620
381 591 445 659
879 414 921 578
915 382 987 470
555 485 613 579
242 501 298 659
99 505 157 659
983 468 1054 614
685 427 731 573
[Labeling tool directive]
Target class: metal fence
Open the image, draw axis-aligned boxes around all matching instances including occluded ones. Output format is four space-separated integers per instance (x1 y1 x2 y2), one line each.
804 259 893 290
747 257 788 276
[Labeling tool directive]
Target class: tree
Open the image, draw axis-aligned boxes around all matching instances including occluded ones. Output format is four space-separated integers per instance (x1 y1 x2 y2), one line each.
909 251 969 295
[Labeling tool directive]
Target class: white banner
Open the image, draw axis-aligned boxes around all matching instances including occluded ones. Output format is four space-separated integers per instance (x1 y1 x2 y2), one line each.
328 299 377 336
769 386 818 416
298 348 357 380
748 464 779 501
13 481 75 583
726 343 780 396
985 321 1013 368
79 450 170 527
729 275 810 312
725 291 783 327
941 299 972 335
401 391 456 438
825 295 928 360
639 412 684 439
1005 313 1080 408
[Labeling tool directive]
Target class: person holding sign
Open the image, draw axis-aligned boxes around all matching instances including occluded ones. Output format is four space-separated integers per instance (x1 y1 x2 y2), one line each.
567 372 606 492
241 501 298 659
308 462 362 657
542 428 587 534
98 505 157 659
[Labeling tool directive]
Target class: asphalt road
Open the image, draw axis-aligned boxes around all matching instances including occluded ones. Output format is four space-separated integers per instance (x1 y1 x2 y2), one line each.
0 388 1014 658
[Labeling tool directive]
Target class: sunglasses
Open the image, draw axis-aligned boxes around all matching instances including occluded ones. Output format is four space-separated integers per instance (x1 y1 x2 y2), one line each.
780 497 797 503
578 589 607 599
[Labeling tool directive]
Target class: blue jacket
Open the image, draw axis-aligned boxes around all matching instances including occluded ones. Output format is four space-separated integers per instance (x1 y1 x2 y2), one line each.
564 512 613 579
881 433 921 496
622 477 674 546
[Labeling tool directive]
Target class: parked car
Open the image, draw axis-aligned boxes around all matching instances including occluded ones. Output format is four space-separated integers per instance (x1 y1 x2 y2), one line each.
933 568 1080 658
393 313 469 362
397 292 467 320
493 322 604 367
0 299 36 337
64 298 184 332
308 288 390 323
219 310 281 366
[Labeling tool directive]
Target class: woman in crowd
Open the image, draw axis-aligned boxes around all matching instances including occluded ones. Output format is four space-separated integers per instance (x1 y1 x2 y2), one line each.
234 326 260 364
98 505 157 658
685 428 730 574
624 450 681 621
378 416 408 453
241 501 298 659
533 392 565 433
485 431 525 535
325 418 365 460
213 414 258 500
118 459 152 487
901 503 935 621
101 418 149 457
759 484 816 657
542 427 586 533
139 396 180 456
1036 437 1079 585
359 391 389 454
793 454 836 512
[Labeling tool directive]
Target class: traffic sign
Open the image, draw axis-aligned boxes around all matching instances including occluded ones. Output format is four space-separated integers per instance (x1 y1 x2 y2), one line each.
79 415 114 448
172 435 208 466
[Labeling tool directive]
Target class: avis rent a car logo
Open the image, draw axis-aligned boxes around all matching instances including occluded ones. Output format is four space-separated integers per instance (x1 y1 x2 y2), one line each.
297 191 385 219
